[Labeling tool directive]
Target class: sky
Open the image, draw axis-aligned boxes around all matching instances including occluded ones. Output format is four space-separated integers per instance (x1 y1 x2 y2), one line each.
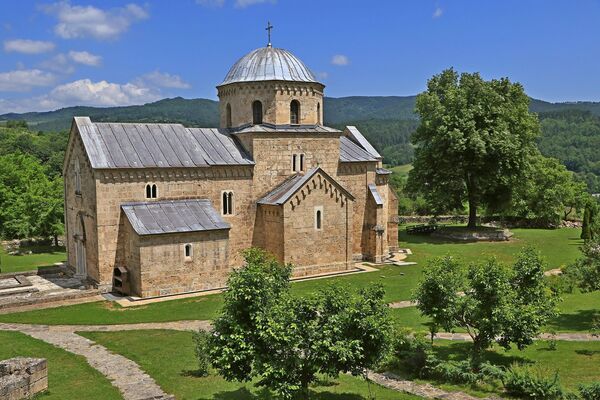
1 0 600 114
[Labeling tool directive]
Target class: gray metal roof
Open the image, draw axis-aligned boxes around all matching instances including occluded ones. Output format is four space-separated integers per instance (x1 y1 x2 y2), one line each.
368 183 384 206
231 123 340 135
376 167 393 175
344 126 382 159
220 47 320 86
122 199 230 236
74 117 254 169
258 167 354 205
340 136 379 163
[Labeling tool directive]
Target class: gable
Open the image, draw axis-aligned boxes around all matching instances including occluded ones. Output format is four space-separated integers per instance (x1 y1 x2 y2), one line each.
258 167 354 207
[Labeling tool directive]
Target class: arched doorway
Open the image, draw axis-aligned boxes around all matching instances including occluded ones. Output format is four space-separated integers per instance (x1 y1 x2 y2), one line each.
74 213 87 277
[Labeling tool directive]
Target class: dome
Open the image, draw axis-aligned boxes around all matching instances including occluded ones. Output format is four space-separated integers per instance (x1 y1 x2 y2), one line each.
219 46 320 86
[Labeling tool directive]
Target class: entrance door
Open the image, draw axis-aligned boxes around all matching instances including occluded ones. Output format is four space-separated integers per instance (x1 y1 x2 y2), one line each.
75 239 87 276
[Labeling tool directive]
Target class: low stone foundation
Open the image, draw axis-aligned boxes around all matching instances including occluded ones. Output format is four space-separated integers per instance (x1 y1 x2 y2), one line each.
292 261 354 278
432 227 513 242
0 358 47 400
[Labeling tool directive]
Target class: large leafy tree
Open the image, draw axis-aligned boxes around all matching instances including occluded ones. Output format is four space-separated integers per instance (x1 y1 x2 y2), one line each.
505 154 589 225
209 248 392 399
414 248 558 366
0 153 63 240
409 69 540 228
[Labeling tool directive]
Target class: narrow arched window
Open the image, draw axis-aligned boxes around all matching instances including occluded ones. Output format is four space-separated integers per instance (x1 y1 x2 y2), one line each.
316 209 322 230
227 192 233 215
317 103 321 125
151 184 157 199
292 154 297 172
300 154 304 171
222 192 228 214
74 159 82 195
252 101 263 125
184 244 192 259
290 100 300 124
146 184 152 199
226 103 232 128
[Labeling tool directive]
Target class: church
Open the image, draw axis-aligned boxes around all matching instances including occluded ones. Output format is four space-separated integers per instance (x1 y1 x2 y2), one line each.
62 40 399 298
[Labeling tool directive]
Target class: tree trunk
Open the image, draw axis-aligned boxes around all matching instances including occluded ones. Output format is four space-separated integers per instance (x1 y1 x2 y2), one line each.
467 196 477 229
53 235 59 247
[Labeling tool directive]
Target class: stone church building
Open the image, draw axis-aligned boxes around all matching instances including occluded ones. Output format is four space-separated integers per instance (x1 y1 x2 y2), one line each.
63 44 399 298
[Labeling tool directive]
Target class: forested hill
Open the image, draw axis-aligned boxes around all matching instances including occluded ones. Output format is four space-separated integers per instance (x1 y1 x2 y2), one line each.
3 95 600 132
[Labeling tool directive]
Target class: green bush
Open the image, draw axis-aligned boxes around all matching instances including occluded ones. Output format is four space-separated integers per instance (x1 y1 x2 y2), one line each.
579 382 600 400
392 330 433 375
191 329 211 377
429 360 479 384
503 364 563 400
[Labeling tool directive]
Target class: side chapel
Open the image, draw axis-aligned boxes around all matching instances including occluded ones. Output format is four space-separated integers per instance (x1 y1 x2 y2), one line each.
63 38 399 297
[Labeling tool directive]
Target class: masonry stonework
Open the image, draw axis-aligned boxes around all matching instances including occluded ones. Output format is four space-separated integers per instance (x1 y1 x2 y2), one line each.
63 44 399 298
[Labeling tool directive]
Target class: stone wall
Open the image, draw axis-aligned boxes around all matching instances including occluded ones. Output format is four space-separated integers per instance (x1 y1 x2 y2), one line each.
94 166 254 288
135 229 230 297
0 358 47 400
217 81 324 127
282 171 353 275
63 131 99 282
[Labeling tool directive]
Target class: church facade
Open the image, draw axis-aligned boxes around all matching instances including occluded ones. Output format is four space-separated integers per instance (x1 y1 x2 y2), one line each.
63 45 399 298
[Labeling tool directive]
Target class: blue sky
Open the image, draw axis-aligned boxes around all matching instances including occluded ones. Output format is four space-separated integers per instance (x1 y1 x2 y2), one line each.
1 0 599 114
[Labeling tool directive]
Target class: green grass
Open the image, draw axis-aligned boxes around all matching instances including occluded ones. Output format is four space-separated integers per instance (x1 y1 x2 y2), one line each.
0 228 594 333
80 329 419 400
0 244 66 274
390 339 600 398
389 164 413 178
400 227 583 270
0 330 121 400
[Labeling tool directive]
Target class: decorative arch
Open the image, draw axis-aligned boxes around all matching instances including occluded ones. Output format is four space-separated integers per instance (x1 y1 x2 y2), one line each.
317 102 321 125
74 212 87 276
226 103 232 128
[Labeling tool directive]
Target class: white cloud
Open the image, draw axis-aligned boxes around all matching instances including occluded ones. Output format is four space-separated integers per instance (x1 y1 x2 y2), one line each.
433 7 443 18
316 71 329 80
41 1 149 40
134 70 191 89
4 39 55 54
0 78 162 114
0 69 56 92
39 53 76 74
234 0 276 8
196 0 225 6
331 54 349 66
68 50 102 66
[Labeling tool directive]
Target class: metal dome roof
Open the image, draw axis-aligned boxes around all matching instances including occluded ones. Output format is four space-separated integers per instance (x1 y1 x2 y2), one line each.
219 46 320 86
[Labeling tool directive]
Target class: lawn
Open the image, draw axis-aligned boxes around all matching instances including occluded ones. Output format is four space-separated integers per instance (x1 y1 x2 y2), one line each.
80 329 420 400
0 244 66 274
389 339 600 398
0 228 593 331
389 164 413 178
0 330 121 400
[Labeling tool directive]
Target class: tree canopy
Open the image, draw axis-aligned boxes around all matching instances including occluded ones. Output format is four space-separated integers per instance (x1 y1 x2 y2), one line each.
408 69 541 227
414 248 558 365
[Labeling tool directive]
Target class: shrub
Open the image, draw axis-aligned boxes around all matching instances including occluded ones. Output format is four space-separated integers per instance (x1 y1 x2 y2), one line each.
429 360 479 384
579 382 600 400
192 329 212 377
503 364 563 400
392 330 433 375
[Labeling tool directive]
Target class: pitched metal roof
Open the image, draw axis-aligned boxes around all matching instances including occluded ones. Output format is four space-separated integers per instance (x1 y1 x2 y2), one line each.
230 123 340 134
258 167 354 206
368 183 384 206
339 136 379 162
122 199 230 236
344 126 382 159
376 167 393 175
220 47 320 86
74 117 254 169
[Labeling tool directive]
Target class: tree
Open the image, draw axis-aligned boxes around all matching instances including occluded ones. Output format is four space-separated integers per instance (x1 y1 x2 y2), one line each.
506 154 588 225
408 69 540 228
565 238 600 292
581 199 598 240
209 248 392 399
0 153 63 241
414 248 558 366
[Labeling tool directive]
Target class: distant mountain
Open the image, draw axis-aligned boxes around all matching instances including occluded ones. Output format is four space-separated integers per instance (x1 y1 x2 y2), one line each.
3 95 600 133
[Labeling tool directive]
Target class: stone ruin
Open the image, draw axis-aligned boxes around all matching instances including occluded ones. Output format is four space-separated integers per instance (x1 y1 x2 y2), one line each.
0 358 47 400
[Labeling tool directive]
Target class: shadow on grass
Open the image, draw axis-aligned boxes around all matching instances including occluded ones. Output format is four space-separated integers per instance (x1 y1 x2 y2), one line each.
210 387 366 400
575 349 600 356
431 341 529 367
5 244 66 255
546 309 598 332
